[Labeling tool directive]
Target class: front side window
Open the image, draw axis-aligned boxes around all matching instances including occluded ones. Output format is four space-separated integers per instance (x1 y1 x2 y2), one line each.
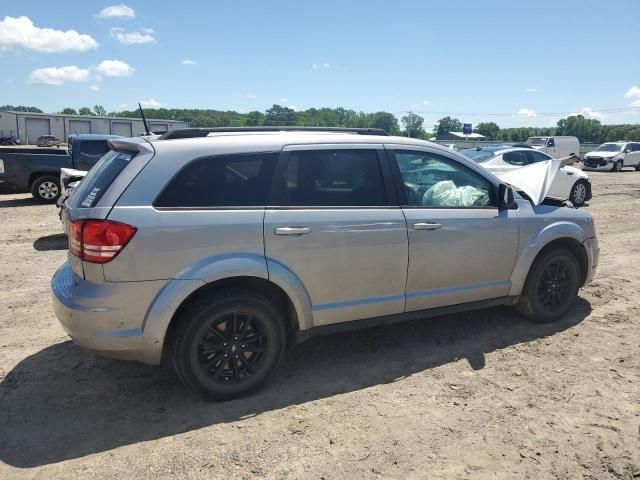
628 143 640 152
155 153 278 208
547 138 555 147
502 151 529 166
393 150 493 208
525 150 551 163
282 149 386 206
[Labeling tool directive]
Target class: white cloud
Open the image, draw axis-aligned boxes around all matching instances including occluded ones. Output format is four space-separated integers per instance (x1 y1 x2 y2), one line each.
140 98 161 107
525 88 537 93
517 108 536 117
289 105 298 111
110 27 155 45
311 63 330 70
624 85 640 107
246 93 257 99
90 84 100 91
422 100 429 105
0 16 98 53
95 60 134 77
28 65 90 85
280 97 289 103
571 107 602 120
181 59 196 65
96 4 135 19
118 103 128 108
140 27 154 34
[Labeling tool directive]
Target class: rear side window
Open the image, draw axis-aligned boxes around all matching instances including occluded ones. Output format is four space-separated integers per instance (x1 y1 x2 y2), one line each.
69 150 137 208
283 149 386 206
155 153 278 208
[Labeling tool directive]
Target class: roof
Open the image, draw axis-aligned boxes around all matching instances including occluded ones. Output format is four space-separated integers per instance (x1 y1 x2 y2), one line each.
69 134 123 140
0 110 187 124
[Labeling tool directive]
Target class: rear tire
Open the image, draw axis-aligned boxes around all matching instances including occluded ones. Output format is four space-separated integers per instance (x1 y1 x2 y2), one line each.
31 175 61 203
612 161 622 172
516 247 580 323
172 289 286 401
569 179 588 207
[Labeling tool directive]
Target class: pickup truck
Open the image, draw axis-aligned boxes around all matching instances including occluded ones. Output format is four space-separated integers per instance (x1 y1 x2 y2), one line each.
0 134 121 203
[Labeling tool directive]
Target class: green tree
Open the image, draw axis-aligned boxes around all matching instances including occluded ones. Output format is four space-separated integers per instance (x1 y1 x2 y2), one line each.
475 122 500 140
93 105 107 116
0 105 43 113
61 108 77 115
556 115 601 143
434 116 462 136
401 112 425 138
245 111 265 126
264 104 297 126
369 111 400 135
78 107 92 116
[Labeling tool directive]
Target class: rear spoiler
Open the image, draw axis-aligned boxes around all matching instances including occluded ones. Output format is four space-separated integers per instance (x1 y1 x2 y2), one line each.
107 138 154 154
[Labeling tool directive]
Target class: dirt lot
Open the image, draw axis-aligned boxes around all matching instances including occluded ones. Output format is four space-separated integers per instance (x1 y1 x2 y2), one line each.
0 172 638 480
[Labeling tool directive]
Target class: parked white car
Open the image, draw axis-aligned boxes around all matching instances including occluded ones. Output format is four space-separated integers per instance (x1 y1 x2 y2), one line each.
582 141 640 172
526 136 580 160
462 147 592 206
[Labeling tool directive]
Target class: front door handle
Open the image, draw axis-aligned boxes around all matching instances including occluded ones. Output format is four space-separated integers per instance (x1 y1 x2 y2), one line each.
274 226 311 236
413 222 442 231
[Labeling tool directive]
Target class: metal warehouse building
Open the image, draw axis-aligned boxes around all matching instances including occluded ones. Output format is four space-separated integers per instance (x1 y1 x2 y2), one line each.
0 110 190 144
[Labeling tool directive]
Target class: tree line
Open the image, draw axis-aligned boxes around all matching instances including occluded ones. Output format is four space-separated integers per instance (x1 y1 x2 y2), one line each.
3 104 639 143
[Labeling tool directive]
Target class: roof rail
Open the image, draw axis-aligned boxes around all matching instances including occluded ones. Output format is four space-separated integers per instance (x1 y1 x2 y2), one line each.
158 126 389 140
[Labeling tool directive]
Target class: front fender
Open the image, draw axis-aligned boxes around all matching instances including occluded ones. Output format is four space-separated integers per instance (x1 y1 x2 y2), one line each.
508 221 588 296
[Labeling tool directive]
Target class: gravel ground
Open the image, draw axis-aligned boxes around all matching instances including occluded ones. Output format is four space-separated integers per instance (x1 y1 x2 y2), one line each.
0 171 638 479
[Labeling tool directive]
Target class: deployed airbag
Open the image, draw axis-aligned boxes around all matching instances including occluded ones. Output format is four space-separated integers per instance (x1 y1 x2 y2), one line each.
491 159 561 206
422 180 489 207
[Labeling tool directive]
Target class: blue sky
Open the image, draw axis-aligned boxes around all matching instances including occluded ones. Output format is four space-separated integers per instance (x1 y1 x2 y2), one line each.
2 0 639 128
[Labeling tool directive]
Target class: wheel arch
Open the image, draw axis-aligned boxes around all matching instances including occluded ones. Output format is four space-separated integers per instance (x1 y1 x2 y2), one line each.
160 276 300 364
29 171 60 188
509 224 590 296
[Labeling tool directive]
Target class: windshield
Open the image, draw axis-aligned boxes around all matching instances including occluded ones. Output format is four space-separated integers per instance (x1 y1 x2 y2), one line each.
461 149 495 163
594 143 623 152
527 137 548 146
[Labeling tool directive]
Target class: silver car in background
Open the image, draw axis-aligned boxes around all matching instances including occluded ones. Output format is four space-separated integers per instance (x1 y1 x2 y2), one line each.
51 128 599 400
582 141 640 172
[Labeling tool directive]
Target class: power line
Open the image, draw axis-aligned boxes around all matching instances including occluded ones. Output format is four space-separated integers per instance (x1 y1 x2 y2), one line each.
394 106 640 117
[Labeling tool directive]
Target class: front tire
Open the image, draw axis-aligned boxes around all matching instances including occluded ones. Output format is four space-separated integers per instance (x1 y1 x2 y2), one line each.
516 247 580 323
612 161 623 172
172 289 286 401
31 175 61 203
569 179 588 207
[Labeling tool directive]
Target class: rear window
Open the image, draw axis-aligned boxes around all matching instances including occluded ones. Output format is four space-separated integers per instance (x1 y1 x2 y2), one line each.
154 153 278 208
69 150 136 208
79 140 109 156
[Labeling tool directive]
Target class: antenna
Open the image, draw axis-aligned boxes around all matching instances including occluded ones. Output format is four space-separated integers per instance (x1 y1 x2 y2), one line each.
138 102 151 136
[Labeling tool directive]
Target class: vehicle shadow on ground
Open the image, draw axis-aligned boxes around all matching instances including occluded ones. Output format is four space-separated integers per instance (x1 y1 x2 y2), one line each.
0 197 39 208
33 233 68 251
0 298 591 468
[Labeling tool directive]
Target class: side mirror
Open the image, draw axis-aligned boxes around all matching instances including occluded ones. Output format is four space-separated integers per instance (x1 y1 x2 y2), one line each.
498 183 515 209
623 148 631 154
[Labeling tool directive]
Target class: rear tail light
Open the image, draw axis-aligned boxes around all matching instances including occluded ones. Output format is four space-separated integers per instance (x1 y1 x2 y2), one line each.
69 219 137 264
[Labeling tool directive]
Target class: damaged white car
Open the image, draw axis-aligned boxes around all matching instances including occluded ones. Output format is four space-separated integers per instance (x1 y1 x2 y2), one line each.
462 146 592 207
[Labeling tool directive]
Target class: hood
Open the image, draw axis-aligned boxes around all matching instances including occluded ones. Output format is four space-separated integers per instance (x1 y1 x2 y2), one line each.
584 150 619 158
490 159 561 206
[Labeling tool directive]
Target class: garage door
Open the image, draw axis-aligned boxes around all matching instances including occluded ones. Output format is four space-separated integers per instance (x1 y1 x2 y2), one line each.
149 123 169 133
69 120 91 135
25 118 51 145
111 121 133 137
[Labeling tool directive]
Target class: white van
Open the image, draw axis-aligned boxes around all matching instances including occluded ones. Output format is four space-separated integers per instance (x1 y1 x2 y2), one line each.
526 136 580 160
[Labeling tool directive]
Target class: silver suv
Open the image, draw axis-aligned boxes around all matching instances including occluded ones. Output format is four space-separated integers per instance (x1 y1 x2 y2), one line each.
51 127 599 400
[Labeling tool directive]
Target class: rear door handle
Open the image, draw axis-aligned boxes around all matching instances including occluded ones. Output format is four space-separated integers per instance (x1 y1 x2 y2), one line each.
413 222 442 231
274 226 311 236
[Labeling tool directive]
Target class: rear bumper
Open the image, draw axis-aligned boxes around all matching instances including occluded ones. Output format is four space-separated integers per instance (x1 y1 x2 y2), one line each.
51 261 166 364
582 237 599 285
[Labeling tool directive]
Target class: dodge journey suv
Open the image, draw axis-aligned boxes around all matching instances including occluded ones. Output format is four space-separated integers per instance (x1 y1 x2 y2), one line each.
52 127 599 400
